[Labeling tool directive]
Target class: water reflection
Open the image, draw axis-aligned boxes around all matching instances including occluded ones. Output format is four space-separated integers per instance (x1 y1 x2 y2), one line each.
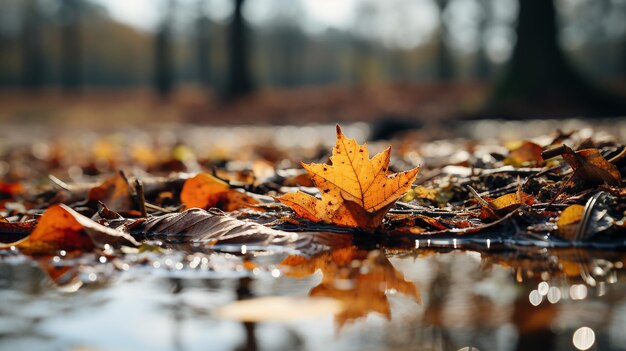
1 246 626 350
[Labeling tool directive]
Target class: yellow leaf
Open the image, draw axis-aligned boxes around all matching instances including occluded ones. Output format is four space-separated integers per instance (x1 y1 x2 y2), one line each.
557 204 584 240
413 185 438 201
277 125 419 229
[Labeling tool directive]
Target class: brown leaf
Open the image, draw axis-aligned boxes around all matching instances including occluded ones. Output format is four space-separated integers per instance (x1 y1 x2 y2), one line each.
506 141 544 166
180 173 260 212
277 125 419 229
88 171 134 212
0 204 138 255
561 146 621 186
136 208 302 249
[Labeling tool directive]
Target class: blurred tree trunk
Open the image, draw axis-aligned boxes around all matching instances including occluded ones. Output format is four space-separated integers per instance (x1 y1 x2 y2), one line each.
154 0 176 100
195 0 211 89
488 0 626 117
60 0 82 91
434 0 454 81
474 0 491 80
225 0 253 101
20 0 45 89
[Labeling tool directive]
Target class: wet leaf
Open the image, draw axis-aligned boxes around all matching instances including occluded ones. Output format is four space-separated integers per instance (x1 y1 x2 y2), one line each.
561 146 621 186
135 208 302 249
180 173 260 212
0 219 37 243
277 125 419 229
0 204 138 254
557 204 584 240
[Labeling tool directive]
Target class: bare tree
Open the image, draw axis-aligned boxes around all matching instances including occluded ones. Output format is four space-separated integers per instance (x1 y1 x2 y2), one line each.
59 0 82 91
20 0 45 89
225 0 253 101
489 0 626 117
154 0 176 99
195 0 211 88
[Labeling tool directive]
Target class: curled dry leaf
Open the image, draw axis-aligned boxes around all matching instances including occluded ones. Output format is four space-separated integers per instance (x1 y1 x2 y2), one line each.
277 125 419 229
88 171 134 213
180 173 260 212
0 204 138 255
559 145 621 186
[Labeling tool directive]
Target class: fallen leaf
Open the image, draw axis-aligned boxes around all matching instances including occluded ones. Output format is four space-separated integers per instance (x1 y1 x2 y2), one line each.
88 171 134 212
135 208 303 250
0 182 24 199
0 219 37 243
0 204 138 255
413 185 438 201
557 204 584 240
277 125 419 229
561 146 621 186
505 141 544 166
180 173 260 212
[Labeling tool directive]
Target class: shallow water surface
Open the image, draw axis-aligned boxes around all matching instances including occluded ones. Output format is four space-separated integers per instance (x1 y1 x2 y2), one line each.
1 246 625 351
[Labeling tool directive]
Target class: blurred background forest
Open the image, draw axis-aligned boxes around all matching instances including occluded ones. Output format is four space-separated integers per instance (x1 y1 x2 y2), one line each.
0 0 625 127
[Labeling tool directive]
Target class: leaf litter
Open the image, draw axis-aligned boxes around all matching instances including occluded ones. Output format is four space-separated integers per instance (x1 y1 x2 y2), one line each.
1 121 626 326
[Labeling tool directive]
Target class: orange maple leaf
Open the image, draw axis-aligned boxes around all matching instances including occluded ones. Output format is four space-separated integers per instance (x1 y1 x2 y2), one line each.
277 125 419 229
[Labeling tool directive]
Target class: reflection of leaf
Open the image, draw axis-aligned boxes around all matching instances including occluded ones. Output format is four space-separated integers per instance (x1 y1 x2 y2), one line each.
218 296 343 322
561 146 621 186
88 171 134 212
180 173 260 212
0 204 138 254
36 258 82 291
280 246 420 328
278 125 419 229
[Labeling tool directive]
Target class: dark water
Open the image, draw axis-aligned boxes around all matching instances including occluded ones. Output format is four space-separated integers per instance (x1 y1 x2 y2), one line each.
1 243 625 351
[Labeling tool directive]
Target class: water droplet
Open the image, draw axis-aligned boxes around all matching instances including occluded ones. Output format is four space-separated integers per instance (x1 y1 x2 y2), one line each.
570 284 588 300
88 273 97 282
271 269 281 278
175 262 184 270
59 250 66 257
573 327 595 350
538 281 549 295
529 289 542 306
52 256 61 263
153 261 161 268
547 286 561 303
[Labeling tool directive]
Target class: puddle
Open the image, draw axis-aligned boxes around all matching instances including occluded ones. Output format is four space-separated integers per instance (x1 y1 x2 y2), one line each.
1 244 626 351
